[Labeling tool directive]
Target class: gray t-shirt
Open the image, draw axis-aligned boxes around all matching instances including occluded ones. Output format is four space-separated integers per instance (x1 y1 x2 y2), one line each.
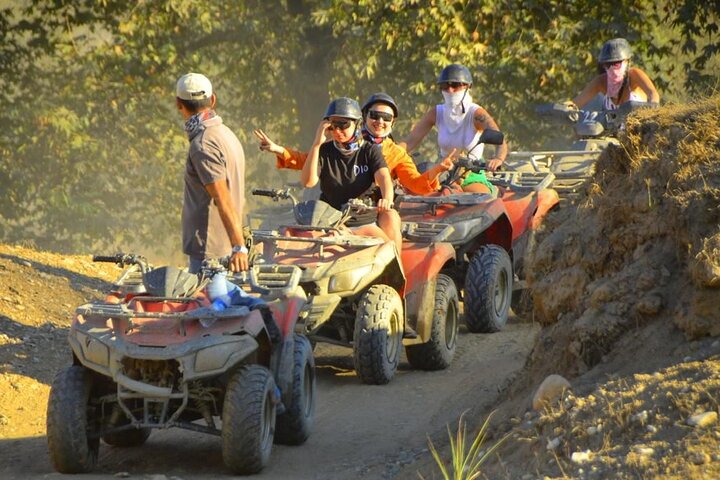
182 115 245 258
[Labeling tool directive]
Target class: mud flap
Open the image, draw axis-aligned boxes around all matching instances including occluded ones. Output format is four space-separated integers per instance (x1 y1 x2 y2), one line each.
256 305 293 413
274 336 295 415
254 305 282 345
406 278 437 345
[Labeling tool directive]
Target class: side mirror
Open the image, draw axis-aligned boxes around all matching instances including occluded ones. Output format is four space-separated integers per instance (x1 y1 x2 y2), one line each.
478 129 504 146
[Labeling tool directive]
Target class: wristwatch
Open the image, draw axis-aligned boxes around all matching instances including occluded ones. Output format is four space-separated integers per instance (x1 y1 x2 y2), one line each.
231 245 248 255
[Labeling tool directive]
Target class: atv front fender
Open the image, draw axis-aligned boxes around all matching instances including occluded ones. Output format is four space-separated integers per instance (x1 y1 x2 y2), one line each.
401 242 455 341
530 188 560 230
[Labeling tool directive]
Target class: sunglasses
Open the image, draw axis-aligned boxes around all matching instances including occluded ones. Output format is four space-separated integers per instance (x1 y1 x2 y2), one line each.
328 119 353 131
439 82 468 90
367 110 394 122
603 60 624 70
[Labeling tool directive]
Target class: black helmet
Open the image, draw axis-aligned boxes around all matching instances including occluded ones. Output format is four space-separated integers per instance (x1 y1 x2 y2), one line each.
323 97 362 120
598 38 632 64
437 64 473 86
361 92 399 118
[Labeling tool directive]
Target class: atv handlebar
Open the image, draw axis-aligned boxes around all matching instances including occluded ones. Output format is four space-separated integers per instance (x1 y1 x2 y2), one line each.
93 253 149 272
252 188 297 206
536 101 659 136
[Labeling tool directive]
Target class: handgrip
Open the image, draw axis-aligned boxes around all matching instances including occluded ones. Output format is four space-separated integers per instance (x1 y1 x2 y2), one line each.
92 254 122 263
252 188 279 197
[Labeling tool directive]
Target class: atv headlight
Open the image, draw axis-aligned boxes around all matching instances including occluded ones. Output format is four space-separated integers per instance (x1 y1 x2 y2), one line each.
450 215 490 241
75 332 110 369
329 265 373 293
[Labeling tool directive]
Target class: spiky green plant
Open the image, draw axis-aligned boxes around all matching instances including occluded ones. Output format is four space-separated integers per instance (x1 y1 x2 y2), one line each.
422 411 509 480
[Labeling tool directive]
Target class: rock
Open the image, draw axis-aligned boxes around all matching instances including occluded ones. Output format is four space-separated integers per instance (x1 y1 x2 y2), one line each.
19 260 31 268
712 340 720 349
571 450 592 464
688 452 710 465
687 411 717 428
532 374 571 411
631 410 649 424
635 294 663 315
587 426 598 435
114 473 131 478
646 425 658 433
633 446 655 456
546 437 561 450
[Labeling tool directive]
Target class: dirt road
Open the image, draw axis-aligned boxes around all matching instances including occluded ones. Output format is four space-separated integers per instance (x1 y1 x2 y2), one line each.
1 309 537 479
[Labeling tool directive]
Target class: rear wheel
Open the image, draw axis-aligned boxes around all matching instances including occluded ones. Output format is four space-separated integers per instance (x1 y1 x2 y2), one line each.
406 274 459 370
46 366 100 473
464 245 512 333
353 284 403 385
222 365 276 474
275 334 316 445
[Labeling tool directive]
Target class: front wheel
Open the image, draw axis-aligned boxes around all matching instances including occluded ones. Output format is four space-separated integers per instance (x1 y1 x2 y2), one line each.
275 334 316 445
353 284 403 385
406 274 459 370
222 365 277 475
464 245 512 333
46 366 100 473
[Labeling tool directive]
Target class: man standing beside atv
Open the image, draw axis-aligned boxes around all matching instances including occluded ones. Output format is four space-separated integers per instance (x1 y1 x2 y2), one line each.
175 73 249 273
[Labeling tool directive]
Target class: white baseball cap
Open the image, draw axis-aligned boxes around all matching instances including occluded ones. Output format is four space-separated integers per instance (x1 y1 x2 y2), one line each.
176 73 213 100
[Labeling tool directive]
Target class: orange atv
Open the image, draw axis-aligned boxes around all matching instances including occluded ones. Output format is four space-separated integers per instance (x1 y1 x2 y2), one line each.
398 130 559 330
46 254 314 475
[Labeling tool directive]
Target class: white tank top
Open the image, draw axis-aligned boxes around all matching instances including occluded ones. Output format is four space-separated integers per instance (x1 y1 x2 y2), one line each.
436 103 484 160
603 91 644 110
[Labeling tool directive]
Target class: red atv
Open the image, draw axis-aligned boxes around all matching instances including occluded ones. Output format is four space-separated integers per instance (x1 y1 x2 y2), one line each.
398 130 559 330
46 254 314 475
250 189 458 384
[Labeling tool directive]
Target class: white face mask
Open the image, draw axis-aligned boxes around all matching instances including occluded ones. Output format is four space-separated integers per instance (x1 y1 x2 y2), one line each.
442 90 466 108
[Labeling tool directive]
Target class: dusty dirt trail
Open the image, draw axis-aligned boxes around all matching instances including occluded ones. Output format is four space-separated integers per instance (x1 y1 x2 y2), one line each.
1 307 536 479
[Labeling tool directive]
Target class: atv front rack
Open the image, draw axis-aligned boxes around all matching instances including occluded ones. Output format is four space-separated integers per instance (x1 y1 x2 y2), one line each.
507 150 601 173
486 171 556 193
253 229 385 248
76 299 250 323
399 192 492 206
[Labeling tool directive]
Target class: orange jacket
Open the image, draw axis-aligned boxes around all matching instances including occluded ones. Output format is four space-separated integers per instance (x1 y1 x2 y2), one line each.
275 139 440 195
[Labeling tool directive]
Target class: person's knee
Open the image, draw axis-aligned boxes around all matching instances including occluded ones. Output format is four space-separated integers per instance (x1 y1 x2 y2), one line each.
379 209 401 228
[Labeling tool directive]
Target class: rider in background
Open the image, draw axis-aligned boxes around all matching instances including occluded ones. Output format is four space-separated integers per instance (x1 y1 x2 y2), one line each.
255 92 455 195
570 38 660 110
399 64 508 195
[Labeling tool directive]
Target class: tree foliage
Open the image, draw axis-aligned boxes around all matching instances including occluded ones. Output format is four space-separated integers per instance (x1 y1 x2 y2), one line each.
0 0 716 257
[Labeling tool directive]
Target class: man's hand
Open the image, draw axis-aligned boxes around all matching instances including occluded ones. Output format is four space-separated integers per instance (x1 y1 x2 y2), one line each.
253 129 285 155
486 158 504 172
314 120 331 146
438 148 458 172
229 250 249 272
377 198 394 212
